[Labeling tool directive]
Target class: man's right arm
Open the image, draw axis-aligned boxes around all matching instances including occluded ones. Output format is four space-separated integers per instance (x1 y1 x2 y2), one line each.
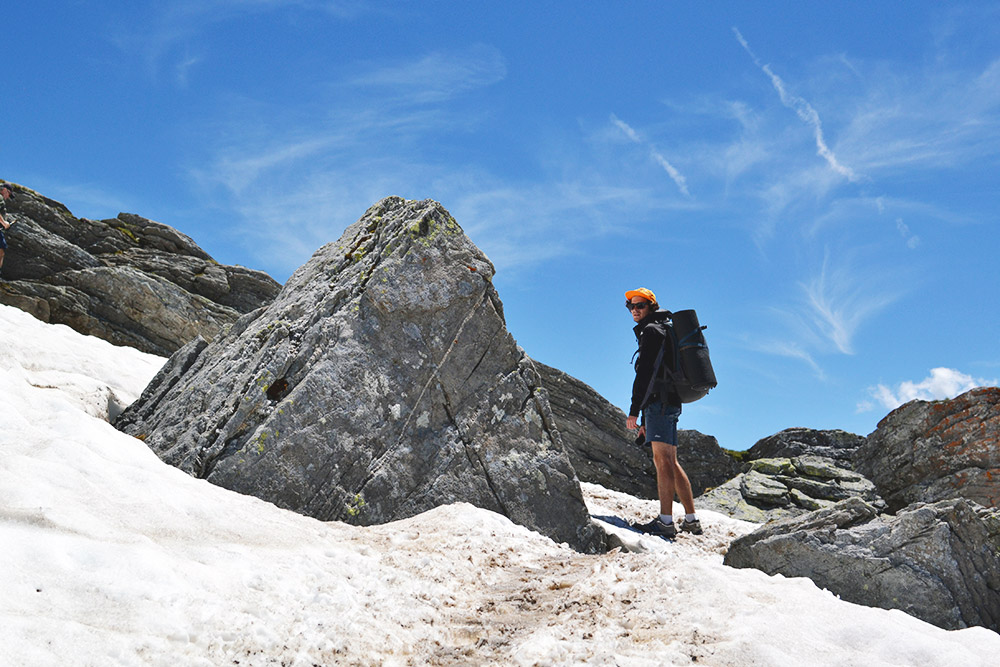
628 326 662 416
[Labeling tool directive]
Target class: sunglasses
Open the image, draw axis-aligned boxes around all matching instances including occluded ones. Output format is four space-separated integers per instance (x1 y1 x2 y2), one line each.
625 301 651 311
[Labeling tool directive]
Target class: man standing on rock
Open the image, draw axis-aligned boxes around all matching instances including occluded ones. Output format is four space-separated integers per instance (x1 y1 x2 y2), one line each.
625 287 703 538
0 182 15 279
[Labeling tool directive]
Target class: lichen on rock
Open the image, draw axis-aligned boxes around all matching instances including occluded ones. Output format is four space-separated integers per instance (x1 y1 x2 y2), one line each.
116 197 605 553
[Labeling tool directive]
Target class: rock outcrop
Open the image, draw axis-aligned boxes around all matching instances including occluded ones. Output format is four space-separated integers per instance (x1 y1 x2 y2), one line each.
746 428 864 470
855 387 1000 512
532 360 657 499
678 430 741 497
0 181 280 355
697 455 884 522
116 197 605 553
534 361 739 499
725 497 1000 631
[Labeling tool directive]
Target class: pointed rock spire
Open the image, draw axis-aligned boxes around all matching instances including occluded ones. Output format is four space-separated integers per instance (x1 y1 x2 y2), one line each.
117 197 605 552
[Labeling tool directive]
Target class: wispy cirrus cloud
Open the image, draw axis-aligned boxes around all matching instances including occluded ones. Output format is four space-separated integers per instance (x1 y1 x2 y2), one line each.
200 42 507 184
755 247 903 376
733 27 860 184
799 249 900 355
346 45 506 104
190 46 684 277
837 58 1000 174
895 218 921 249
748 337 825 380
610 115 690 197
112 1 376 82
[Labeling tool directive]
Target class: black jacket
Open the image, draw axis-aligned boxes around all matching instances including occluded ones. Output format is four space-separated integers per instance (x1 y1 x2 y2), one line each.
629 310 680 416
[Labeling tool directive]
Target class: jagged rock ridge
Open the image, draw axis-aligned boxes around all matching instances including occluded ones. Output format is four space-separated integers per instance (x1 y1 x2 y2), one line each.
0 181 279 355
116 197 605 552
746 427 864 468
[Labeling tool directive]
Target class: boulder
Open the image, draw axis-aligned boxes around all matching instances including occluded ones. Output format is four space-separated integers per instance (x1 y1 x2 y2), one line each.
531 360 657 499
8 266 240 354
697 455 884 522
855 387 1000 512
725 497 1000 631
116 197 605 553
746 427 864 469
678 429 741 496
533 360 739 499
0 181 280 355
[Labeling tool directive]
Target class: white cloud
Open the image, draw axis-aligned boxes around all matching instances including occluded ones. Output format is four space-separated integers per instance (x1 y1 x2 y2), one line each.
800 249 899 355
447 177 677 271
650 151 690 197
895 217 920 249
756 339 825 379
733 27 860 183
114 1 376 84
863 367 996 411
174 54 201 87
346 44 507 104
609 115 690 197
610 114 642 143
199 137 337 195
836 56 1000 174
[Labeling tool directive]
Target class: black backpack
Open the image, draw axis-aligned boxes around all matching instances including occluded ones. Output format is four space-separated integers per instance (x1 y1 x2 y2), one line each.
639 309 717 405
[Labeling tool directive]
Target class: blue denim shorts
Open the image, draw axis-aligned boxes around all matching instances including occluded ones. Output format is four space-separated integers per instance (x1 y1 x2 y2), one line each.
643 401 681 446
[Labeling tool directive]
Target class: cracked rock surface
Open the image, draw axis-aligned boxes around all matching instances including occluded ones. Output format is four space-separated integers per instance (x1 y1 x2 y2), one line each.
855 387 1000 512
116 197 605 552
746 427 864 469
0 182 279 355
725 496 1000 631
697 455 884 522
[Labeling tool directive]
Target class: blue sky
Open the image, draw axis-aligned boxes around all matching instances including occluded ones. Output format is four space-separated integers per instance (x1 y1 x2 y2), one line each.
5 1 999 450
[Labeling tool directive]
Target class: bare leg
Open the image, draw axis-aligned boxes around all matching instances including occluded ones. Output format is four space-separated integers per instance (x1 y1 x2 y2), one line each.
651 441 696 516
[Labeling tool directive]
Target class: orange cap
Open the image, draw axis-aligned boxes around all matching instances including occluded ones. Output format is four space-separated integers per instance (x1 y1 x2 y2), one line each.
625 287 657 303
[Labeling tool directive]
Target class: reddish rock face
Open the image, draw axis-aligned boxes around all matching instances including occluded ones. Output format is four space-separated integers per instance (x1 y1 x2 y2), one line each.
855 387 1000 512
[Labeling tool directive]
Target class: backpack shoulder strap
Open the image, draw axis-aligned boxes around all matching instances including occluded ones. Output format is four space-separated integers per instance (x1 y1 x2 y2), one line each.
637 320 671 409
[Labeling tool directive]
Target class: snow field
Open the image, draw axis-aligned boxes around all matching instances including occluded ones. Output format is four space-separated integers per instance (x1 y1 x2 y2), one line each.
3 303 999 666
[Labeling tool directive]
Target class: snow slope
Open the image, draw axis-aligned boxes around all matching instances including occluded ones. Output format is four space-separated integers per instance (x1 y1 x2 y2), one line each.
2 303 998 666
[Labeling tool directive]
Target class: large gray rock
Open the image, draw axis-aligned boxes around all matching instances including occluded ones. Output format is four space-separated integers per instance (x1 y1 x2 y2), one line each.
725 497 1000 631
0 181 280 355
698 455 884 522
14 266 241 354
747 427 864 469
531 360 657 499
855 387 1000 513
116 197 605 553
679 429 742 497
533 360 739 499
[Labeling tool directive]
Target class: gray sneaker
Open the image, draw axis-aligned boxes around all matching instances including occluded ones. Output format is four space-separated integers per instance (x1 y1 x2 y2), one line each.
680 518 703 535
635 517 677 539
